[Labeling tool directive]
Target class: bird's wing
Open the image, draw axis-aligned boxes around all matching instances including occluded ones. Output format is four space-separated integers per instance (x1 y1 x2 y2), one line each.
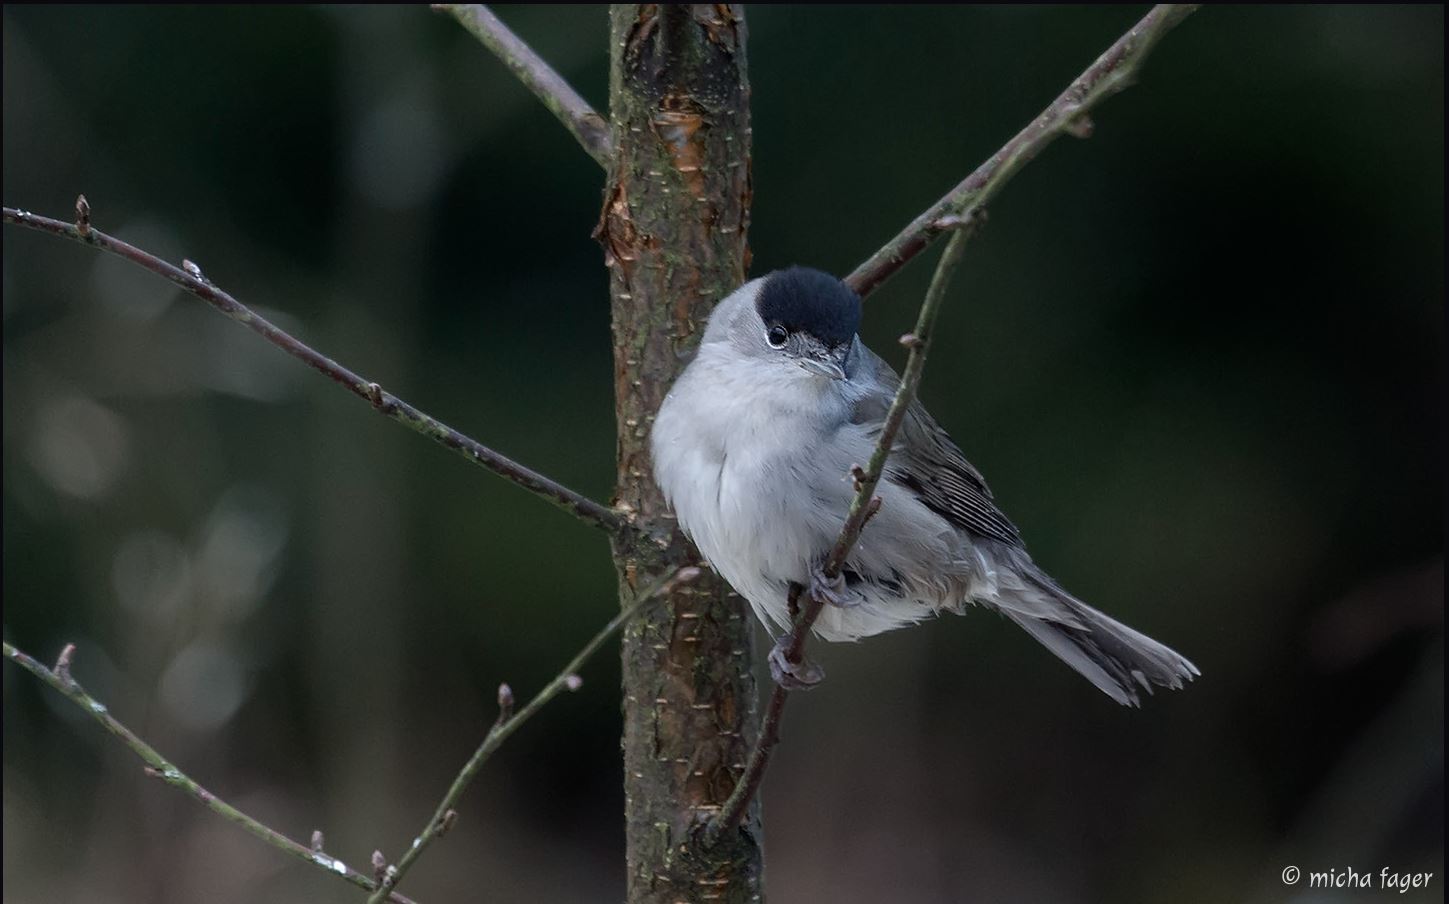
850 347 1024 547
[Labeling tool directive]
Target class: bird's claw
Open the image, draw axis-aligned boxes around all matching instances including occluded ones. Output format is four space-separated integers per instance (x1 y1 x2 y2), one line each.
809 565 858 608
768 640 824 690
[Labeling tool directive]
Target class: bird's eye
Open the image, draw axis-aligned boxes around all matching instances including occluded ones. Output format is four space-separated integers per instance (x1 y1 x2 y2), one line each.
766 325 789 348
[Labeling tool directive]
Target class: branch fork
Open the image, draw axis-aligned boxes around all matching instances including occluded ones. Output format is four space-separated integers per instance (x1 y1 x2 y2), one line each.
704 3 1201 844
4 568 688 904
1 641 420 904
363 567 696 903
707 219 979 845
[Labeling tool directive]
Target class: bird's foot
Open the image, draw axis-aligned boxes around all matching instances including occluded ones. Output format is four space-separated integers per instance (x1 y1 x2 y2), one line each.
768 639 825 690
809 564 859 608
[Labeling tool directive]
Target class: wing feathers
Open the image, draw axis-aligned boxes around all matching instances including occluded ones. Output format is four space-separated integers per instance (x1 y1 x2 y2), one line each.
851 346 1023 547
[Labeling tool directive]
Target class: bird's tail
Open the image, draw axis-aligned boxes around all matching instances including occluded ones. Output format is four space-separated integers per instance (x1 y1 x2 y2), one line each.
993 554 1200 707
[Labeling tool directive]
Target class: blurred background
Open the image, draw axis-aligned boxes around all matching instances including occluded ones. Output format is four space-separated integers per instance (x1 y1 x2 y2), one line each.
2 6 1442 903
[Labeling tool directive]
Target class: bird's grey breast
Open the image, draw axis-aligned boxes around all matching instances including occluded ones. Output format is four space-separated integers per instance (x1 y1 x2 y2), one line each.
657 348 859 592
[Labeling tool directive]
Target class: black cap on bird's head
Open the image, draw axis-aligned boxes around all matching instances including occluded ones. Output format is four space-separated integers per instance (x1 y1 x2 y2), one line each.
754 267 862 380
756 266 862 346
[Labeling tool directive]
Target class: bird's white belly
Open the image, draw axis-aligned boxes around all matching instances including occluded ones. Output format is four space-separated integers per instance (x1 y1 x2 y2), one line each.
653 359 958 640
683 423 947 640
680 432 827 631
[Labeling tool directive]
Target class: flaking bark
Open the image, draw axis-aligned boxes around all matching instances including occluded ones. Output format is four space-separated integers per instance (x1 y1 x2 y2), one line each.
597 5 763 902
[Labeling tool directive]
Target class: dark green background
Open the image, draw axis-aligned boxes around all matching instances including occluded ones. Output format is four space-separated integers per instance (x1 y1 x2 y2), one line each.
3 6 1442 903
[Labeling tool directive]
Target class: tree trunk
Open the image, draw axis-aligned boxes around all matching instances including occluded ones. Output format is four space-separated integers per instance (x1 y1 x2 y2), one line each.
597 5 762 902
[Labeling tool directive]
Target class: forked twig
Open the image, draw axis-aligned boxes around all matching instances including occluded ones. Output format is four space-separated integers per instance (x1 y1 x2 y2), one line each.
1 642 419 904
707 218 978 844
366 567 699 902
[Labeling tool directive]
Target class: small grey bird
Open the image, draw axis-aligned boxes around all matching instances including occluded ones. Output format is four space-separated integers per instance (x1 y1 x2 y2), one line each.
650 266 1199 705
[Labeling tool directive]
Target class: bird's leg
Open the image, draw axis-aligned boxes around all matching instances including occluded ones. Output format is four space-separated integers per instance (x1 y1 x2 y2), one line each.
768 638 825 689
765 577 835 689
809 562 860 608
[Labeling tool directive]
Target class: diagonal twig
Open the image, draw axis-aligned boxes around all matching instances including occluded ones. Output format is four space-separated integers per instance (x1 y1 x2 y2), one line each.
845 4 1198 299
367 566 700 903
2 202 623 534
706 6 1202 839
706 216 979 845
435 4 613 168
1 641 420 904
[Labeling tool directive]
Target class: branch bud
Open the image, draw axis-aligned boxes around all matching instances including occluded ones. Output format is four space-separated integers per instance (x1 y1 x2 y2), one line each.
53 643 76 686
497 683 515 720
863 496 883 525
74 195 91 237
1064 113 1095 139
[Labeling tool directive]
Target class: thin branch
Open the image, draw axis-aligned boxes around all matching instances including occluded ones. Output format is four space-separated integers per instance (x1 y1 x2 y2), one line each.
435 4 613 168
367 566 700 903
1 641 419 904
706 218 978 844
1 203 623 534
844 4 1198 298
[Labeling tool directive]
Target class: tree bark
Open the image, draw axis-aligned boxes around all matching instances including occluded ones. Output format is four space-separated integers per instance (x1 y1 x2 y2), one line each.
597 5 762 902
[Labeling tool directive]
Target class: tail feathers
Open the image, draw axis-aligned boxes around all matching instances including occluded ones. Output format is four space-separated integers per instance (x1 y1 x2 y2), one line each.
999 563 1200 707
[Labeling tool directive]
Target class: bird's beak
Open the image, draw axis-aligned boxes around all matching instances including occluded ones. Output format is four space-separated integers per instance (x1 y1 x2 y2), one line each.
799 351 848 381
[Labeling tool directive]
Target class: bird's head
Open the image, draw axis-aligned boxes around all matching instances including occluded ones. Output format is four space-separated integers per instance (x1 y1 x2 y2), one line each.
706 266 862 383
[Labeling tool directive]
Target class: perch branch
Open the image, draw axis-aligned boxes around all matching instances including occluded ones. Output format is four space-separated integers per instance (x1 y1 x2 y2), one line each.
844 3 1198 298
1 203 623 534
1 641 418 904
367 566 700 903
706 217 978 844
435 4 613 167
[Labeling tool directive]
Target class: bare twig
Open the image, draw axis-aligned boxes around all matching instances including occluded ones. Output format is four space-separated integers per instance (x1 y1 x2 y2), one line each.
1 641 419 904
844 4 1198 298
707 219 978 844
435 4 613 168
366 566 700 903
1 204 623 534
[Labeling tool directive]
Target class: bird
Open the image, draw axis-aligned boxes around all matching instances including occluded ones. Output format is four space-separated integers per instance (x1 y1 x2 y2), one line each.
649 265 1199 706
